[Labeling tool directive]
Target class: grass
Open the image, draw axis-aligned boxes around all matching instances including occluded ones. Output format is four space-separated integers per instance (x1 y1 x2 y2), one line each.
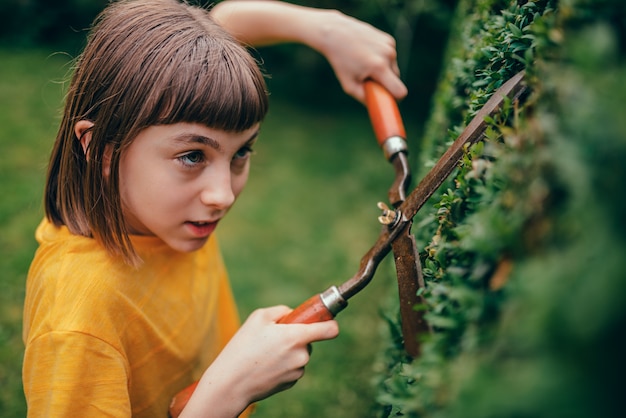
0 49 69 416
0 48 422 417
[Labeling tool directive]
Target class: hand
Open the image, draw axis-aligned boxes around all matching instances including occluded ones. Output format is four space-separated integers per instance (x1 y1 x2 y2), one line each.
210 1 408 103
180 305 339 418
222 306 339 402
311 10 408 103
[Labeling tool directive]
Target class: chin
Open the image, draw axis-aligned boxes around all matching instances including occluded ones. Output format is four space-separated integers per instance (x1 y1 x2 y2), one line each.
168 238 209 253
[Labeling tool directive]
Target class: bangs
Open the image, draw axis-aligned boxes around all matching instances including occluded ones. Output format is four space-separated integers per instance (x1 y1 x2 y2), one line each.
152 38 269 131
122 19 269 133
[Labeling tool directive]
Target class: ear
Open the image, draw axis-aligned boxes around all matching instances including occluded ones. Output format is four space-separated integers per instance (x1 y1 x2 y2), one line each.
74 120 95 156
74 120 111 178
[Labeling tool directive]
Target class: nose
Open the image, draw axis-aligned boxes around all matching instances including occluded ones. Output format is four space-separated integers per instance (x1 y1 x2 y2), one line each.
199 167 236 210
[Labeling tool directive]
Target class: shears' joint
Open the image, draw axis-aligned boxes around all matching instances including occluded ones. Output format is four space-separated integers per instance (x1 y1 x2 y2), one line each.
377 202 399 226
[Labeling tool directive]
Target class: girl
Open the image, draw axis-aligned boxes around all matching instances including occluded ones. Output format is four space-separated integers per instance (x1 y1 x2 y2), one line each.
22 1 406 417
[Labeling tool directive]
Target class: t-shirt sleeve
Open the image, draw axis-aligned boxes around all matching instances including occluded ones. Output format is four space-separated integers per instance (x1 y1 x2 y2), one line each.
23 330 132 417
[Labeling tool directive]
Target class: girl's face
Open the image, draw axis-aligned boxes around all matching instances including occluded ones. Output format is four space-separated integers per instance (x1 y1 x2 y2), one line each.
118 122 259 252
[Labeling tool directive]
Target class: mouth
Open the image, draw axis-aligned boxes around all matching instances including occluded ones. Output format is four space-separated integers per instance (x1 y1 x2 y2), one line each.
185 220 218 238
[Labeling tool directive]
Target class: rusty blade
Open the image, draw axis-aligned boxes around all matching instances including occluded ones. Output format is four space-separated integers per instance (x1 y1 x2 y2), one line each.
391 221 428 357
338 70 527 300
388 146 426 357
398 70 527 222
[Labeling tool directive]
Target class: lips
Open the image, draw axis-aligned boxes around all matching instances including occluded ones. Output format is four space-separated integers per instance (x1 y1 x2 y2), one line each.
185 220 218 238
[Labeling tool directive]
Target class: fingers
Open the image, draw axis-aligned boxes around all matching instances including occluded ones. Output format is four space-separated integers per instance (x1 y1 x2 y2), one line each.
339 38 407 102
371 68 409 101
347 27 407 101
346 72 407 104
313 10 407 103
248 305 339 342
295 319 339 343
213 306 339 405
250 306 339 357
359 42 407 101
256 304 293 322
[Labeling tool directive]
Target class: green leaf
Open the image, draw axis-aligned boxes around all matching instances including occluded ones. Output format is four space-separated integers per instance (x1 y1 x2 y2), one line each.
508 22 523 38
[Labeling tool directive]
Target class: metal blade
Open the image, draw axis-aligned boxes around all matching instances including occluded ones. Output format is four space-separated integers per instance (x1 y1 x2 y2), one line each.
338 71 527 299
398 71 527 221
391 220 429 357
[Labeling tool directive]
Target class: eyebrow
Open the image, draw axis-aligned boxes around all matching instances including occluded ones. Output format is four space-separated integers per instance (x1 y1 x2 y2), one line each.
172 133 222 151
172 129 260 151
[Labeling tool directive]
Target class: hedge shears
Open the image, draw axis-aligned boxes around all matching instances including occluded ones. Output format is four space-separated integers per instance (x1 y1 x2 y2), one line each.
169 70 527 417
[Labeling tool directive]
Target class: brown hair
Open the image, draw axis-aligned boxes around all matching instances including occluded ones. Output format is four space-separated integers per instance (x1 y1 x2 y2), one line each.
45 0 269 265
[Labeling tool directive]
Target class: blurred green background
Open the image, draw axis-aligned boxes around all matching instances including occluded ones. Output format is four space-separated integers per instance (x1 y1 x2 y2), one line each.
0 0 454 416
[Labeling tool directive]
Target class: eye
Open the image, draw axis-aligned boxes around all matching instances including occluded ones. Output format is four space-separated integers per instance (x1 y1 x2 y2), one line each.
177 150 205 167
233 145 255 162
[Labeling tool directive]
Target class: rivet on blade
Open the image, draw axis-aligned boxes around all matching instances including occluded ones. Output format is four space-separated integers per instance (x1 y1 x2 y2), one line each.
377 202 398 225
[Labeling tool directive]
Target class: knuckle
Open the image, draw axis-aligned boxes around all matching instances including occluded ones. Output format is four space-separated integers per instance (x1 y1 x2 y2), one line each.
371 57 390 74
294 349 311 368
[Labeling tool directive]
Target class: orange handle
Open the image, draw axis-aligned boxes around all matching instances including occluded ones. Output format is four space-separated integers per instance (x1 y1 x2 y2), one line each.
364 80 406 147
169 381 198 418
278 294 335 324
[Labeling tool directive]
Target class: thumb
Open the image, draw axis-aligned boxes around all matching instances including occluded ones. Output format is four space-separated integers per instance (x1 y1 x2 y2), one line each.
373 71 408 101
258 305 293 322
291 320 340 344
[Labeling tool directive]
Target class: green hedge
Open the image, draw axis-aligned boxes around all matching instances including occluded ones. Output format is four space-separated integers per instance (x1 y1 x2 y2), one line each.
373 0 626 416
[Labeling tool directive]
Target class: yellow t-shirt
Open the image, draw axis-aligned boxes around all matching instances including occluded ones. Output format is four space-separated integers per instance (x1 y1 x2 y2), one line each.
23 219 245 417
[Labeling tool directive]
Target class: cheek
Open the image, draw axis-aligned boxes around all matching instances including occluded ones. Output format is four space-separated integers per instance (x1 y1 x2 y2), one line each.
119 156 171 209
232 167 250 198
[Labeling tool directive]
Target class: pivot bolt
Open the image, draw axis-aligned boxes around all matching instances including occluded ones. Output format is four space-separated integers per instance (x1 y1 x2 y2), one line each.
377 202 398 225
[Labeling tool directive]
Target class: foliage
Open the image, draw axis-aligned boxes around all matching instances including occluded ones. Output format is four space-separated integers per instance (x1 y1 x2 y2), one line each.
373 0 626 416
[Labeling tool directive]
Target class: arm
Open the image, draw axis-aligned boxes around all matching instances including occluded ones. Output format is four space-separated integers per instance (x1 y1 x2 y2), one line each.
210 0 408 103
179 306 339 418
